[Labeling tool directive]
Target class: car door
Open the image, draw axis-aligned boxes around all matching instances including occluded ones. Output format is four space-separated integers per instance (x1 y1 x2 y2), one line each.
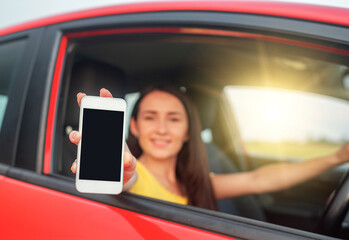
0 2 348 240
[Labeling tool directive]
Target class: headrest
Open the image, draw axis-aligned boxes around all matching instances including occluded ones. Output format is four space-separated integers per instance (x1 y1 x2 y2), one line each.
65 59 125 127
189 88 218 130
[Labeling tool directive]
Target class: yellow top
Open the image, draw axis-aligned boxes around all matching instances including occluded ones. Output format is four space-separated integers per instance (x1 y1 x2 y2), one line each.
129 161 188 205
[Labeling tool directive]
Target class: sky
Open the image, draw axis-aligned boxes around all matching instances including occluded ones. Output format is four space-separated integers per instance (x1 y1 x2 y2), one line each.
0 0 348 30
0 0 152 29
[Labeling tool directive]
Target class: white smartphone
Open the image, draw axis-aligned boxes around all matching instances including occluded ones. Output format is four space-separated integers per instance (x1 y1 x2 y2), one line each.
75 96 126 194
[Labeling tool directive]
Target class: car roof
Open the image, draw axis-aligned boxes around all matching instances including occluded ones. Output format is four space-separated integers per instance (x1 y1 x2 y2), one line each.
0 0 349 34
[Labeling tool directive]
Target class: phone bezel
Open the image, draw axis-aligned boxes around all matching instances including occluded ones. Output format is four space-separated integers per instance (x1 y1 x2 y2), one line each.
75 96 126 194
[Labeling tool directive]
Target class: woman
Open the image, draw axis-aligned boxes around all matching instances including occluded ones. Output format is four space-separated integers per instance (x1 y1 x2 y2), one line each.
70 87 349 211
127 85 217 210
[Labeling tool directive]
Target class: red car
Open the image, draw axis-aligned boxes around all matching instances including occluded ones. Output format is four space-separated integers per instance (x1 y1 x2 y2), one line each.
1 1 349 239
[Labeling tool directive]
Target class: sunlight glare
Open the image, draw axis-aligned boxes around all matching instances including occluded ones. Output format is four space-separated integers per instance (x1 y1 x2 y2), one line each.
263 103 285 126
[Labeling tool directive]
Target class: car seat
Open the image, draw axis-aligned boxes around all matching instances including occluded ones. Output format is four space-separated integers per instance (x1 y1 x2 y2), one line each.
59 58 124 177
190 88 266 221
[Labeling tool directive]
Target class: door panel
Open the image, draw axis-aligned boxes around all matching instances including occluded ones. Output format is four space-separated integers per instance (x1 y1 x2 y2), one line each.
0 176 233 240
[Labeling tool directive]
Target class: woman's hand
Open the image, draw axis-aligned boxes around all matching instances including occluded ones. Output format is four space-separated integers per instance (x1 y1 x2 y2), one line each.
335 142 349 165
69 88 137 189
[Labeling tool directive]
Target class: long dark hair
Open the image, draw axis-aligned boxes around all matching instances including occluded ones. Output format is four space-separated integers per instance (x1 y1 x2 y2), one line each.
127 85 217 211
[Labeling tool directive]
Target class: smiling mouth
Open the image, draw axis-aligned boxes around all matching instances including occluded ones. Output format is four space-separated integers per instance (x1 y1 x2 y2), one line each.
151 139 170 147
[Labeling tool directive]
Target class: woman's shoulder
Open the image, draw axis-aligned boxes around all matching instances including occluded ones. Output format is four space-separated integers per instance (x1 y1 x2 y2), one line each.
129 161 187 205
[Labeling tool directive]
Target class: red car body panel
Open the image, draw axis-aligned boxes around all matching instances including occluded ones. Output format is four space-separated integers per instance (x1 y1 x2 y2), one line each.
0 177 233 239
1 1 349 37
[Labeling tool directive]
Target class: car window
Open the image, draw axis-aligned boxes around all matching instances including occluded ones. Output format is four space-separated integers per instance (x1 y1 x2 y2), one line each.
225 86 349 163
56 31 349 176
0 39 26 131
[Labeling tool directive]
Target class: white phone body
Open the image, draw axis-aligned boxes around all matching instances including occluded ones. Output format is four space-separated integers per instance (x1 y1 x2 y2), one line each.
75 96 126 194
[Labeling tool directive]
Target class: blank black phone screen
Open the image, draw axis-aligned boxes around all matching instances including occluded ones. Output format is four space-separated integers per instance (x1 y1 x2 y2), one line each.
79 108 124 181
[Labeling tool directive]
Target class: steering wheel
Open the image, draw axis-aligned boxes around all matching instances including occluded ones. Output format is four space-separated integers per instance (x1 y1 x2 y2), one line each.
316 170 349 237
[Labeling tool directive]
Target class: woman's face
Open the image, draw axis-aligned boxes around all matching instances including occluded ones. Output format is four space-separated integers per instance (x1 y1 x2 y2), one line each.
130 90 189 161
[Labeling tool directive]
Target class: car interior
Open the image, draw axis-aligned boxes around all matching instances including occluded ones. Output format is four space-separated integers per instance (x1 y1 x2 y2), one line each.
52 31 349 237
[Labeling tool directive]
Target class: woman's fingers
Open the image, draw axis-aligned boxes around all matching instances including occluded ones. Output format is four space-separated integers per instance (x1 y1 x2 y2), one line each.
123 151 137 184
77 88 112 107
71 152 137 179
69 130 81 145
336 142 349 164
71 160 77 173
77 92 87 107
100 88 113 98
70 150 137 189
